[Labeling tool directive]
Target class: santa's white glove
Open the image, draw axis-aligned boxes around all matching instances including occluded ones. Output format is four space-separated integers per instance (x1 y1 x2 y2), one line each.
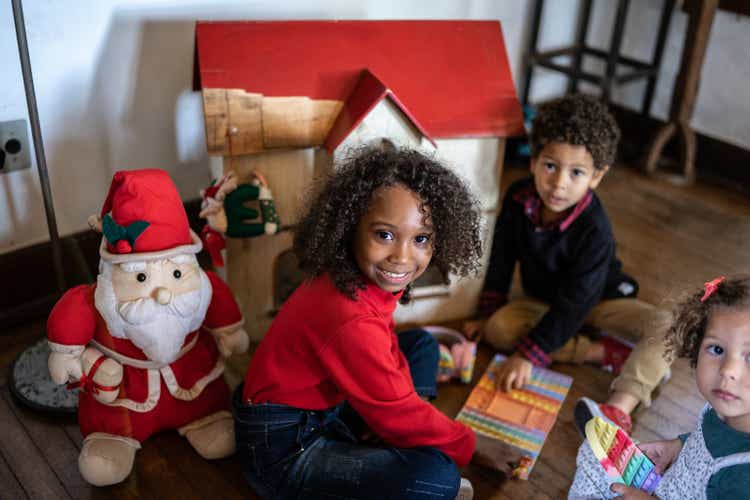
214 328 249 358
48 343 84 385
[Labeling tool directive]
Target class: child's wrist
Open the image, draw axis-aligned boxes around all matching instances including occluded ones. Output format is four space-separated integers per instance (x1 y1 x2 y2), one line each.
478 290 507 317
515 337 552 367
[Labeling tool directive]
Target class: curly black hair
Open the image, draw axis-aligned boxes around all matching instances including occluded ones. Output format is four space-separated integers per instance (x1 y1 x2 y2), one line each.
664 275 750 367
293 144 483 304
530 93 621 170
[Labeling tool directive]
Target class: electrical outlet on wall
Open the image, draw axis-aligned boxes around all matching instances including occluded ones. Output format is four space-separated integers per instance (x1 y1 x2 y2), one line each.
0 119 31 174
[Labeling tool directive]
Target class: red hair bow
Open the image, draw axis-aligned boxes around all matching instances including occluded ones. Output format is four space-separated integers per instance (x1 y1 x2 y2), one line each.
700 276 726 303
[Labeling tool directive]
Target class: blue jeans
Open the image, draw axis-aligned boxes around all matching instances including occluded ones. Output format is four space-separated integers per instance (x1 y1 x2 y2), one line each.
233 328 461 499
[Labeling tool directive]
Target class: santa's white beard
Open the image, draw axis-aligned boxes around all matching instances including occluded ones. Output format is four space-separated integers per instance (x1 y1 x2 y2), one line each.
94 267 212 364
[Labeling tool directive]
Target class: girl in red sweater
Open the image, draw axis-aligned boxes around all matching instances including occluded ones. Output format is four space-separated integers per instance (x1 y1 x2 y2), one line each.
234 145 490 499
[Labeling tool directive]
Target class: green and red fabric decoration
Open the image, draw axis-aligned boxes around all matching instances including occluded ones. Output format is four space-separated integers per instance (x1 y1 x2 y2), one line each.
199 170 281 267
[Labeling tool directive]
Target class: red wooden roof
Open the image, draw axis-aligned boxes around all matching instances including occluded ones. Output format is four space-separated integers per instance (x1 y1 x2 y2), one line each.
323 69 436 153
194 20 524 140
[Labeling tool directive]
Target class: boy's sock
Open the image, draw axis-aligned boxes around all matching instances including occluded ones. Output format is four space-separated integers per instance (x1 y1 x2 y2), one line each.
600 334 633 375
455 477 473 500
574 397 632 435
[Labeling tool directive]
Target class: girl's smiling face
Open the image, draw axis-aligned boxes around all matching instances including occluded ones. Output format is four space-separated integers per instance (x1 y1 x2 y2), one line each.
696 306 750 433
353 184 434 293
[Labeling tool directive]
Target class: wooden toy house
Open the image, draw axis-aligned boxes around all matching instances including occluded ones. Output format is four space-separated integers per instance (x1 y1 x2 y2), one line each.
193 20 524 340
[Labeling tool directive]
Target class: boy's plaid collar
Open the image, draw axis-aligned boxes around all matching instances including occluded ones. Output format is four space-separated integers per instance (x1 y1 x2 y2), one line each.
512 182 592 231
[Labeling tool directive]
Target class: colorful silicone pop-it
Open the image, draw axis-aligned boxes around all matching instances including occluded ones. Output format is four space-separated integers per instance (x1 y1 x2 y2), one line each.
585 417 661 494
455 354 573 479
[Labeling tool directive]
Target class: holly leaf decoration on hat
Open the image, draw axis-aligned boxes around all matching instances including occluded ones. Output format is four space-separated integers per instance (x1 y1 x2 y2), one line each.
102 214 150 254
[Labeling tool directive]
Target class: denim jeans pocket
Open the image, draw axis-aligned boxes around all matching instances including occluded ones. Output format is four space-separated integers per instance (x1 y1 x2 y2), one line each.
235 410 309 496
236 419 301 462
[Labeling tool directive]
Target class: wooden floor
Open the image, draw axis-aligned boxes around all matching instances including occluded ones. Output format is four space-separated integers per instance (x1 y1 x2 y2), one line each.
1 163 749 499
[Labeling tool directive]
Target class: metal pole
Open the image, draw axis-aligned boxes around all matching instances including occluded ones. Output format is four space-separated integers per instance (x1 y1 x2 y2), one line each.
11 0 66 292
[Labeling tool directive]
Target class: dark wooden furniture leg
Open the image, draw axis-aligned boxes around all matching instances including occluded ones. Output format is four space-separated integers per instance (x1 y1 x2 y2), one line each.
602 0 630 103
642 0 677 116
522 0 545 106
644 0 718 185
567 0 593 94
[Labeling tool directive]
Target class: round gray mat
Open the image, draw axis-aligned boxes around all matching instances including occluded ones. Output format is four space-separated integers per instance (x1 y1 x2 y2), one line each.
10 338 78 414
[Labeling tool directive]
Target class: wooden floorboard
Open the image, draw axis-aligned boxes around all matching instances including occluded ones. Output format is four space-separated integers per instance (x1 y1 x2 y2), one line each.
138 447 197 499
2 163 748 498
0 450 28 500
63 422 85 451
148 433 253 500
0 388 71 499
1 388 90 500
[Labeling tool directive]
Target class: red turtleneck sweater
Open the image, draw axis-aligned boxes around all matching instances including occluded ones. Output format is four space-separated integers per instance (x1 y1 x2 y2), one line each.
243 274 475 466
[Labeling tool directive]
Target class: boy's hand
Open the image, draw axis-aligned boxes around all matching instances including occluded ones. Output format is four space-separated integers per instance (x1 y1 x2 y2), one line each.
610 483 655 499
472 432 523 476
495 354 533 392
638 438 682 473
462 319 486 341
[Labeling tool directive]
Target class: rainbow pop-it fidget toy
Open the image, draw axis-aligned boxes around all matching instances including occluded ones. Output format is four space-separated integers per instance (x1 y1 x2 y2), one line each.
585 416 661 494
456 354 572 479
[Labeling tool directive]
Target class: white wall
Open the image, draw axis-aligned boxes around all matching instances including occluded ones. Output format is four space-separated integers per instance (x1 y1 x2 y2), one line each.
1 0 748 253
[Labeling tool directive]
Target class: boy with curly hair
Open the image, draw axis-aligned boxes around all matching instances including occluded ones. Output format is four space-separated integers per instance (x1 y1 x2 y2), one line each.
464 94 671 433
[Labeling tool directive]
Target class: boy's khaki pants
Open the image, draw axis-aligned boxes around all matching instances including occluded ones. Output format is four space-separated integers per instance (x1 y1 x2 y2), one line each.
484 297 671 407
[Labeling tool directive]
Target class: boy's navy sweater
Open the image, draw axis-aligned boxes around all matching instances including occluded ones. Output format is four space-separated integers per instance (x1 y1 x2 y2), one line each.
484 176 637 358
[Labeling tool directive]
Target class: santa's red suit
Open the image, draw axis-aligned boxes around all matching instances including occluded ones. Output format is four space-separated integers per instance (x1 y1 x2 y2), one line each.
48 271 241 443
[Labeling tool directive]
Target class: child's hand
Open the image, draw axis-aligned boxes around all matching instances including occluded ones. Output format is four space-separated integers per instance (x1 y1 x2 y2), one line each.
610 483 655 499
472 432 523 476
638 438 682 474
495 354 532 392
462 319 485 341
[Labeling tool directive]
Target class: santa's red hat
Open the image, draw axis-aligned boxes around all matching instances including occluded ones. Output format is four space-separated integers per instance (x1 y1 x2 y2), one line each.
97 169 201 263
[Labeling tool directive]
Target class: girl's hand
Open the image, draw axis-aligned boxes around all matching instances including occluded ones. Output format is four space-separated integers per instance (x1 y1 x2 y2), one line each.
610 483 655 499
462 319 485 341
495 354 533 392
472 432 523 476
638 438 683 473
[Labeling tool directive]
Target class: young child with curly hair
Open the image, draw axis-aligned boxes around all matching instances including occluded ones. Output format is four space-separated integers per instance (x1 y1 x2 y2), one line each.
570 275 750 499
464 94 671 433
233 145 504 499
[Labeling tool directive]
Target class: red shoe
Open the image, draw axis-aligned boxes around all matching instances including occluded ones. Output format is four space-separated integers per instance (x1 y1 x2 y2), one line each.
600 334 633 375
574 397 633 435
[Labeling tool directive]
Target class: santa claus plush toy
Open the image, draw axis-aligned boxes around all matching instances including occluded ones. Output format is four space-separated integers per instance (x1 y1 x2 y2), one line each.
47 169 248 486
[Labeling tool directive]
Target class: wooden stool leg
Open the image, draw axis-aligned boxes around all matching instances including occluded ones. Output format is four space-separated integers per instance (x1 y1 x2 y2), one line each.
644 123 676 176
644 121 696 186
678 121 697 185
643 0 718 187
